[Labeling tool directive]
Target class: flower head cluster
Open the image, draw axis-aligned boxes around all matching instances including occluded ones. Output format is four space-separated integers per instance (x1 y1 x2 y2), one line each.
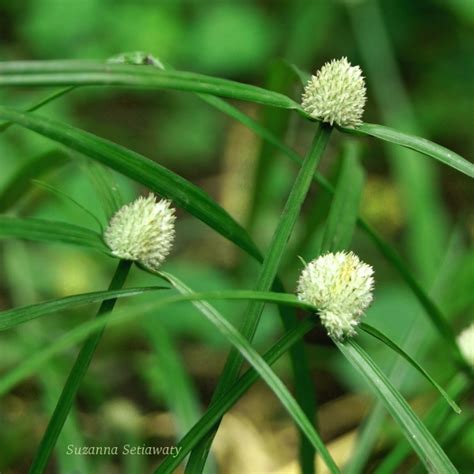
104 194 175 272
296 251 374 340
457 323 474 367
302 57 366 127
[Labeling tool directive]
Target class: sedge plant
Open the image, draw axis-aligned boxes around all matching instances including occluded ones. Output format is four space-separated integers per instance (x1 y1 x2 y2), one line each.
0 51 472 474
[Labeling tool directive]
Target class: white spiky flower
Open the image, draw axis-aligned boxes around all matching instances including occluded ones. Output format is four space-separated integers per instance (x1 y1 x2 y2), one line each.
302 57 366 127
457 323 474 367
104 194 175 272
296 252 374 340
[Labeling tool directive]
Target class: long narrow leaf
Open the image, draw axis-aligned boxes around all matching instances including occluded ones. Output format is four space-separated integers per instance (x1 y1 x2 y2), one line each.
32 179 103 231
0 106 261 262
340 122 473 178
334 339 457 473
0 86 74 133
0 290 314 398
0 61 302 111
0 216 108 253
360 323 461 414
376 375 469 473
155 317 317 472
156 272 339 473
358 219 464 365
0 286 166 331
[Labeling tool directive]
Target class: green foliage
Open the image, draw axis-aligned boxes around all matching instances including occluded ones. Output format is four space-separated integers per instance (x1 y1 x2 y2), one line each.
0 3 472 473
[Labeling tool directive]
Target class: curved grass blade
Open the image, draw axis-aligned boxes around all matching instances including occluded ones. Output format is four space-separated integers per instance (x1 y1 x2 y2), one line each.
0 290 314 399
0 61 302 112
0 150 69 212
358 219 465 366
340 123 474 178
320 141 364 253
151 272 339 474
0 216 108 253
334 338 457 473
155 317 317 472
360 323 461 414
0 86 75 134
376 375 469 474
0 286 167 331
33 179 103 232
0 106 261 262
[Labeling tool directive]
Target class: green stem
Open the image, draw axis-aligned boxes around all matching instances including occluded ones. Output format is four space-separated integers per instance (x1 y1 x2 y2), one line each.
186 123 332 473
28 259 132 474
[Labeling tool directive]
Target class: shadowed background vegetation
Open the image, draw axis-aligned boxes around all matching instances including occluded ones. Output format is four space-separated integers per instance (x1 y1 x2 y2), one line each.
0 0 473 472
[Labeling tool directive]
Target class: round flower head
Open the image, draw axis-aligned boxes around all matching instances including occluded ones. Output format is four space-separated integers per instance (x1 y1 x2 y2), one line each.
296 251 374 340
302 57 366 127
104 194 175 272
457 323 474 367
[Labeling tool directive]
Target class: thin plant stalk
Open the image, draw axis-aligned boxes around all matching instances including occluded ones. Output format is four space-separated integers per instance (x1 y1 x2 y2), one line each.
186 123 332 472
28 259 132 474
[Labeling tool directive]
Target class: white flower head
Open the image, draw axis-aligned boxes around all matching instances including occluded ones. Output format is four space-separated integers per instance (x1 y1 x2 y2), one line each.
457 323 474 367
296 251 374 340
302 57 367 127
104 194 176 272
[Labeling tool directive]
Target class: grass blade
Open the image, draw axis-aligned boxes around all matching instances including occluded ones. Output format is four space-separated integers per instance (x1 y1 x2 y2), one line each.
155 316 317 472
0 86 75 133
0 286 167 330
157 272 338 473
340 122 473 178
360 323 461 414
320 142 364 253
0 290 315 400
0 61 302 111
0 105 261 262
186 124 332 472
334 339 457 473
375 375 469 473
0 150 69 212
32 179 104 232
358 220 465 366
0 216 109 253
28 260 132 474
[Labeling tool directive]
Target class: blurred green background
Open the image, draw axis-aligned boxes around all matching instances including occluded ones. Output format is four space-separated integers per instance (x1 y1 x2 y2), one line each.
0 0 473 472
